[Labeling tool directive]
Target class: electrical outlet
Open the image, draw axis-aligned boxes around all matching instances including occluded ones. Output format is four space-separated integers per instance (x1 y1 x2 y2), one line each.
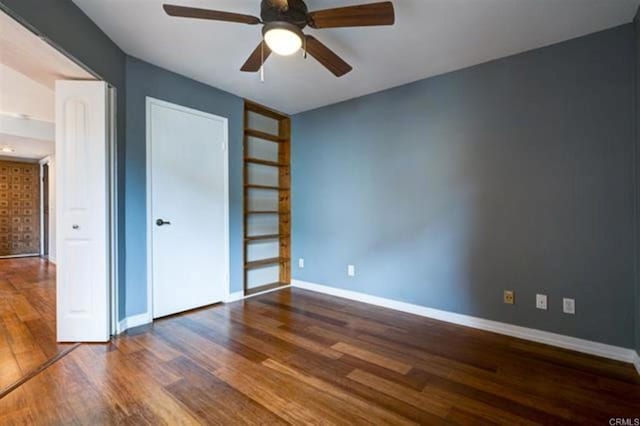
563 298 575 314
348 265 356 277
504 290 515 305
298 258 304 269
536 294 548 310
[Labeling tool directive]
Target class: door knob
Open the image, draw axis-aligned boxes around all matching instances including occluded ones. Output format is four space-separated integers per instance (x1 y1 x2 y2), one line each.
156 219 171 226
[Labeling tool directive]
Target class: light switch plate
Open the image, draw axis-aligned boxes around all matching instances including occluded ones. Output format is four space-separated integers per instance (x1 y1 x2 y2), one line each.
536 294 548 310
563 298 575 314
298 258 304 268
348 265 355 277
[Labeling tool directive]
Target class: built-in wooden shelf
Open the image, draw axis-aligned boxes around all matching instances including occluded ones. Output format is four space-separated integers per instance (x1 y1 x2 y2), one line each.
245 102 286 120
245 184 289 191
243 100 291 297
245 233 288 242
244 257 290 270
245 129 286 143
244 157 288 167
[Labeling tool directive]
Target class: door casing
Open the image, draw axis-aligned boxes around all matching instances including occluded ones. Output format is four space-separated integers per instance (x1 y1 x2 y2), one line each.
39 157 51 259
145 97 231 322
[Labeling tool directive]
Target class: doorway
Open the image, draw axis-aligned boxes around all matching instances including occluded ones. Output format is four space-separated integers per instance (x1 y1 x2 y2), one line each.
146 97 230 319
0 159 41 258
0 6 117 380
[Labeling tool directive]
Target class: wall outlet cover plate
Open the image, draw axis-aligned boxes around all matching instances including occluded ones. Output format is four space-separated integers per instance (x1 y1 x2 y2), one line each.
504 290 515 305
563 298 575 314
536 294 548 310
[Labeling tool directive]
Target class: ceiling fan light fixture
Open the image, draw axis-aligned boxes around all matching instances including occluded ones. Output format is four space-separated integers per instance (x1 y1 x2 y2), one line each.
263 22 303 56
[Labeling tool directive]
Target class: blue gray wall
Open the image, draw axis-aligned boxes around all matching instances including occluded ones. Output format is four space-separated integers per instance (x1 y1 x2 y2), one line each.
124 57 244 318
3 0 638 345
0 0 129 319
292 25 636 348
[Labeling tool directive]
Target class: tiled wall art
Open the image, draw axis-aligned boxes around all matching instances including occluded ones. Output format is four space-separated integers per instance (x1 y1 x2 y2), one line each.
0 161 40 257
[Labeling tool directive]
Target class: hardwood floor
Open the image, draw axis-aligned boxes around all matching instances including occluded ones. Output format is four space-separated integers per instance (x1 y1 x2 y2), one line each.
0 258 73 391
1 263 639 424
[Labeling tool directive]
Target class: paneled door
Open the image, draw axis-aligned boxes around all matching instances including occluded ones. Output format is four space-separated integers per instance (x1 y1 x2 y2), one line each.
55 81 110 342
147 98 229 319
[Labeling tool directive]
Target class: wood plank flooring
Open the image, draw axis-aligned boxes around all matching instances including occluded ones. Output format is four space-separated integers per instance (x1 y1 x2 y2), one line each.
0 258 73 392
1 258 640 424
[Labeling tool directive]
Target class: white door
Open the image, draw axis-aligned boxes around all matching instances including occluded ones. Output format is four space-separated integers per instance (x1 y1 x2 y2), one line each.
56 81 109 342
147 98 229 319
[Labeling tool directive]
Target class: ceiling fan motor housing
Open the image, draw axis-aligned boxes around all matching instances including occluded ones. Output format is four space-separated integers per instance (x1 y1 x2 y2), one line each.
261 0 309 29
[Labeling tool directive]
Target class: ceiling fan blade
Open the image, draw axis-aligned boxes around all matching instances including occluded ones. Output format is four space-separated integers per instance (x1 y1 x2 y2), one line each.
308 1 395 29
241 41 272 72
304 35 352 77
163 4 261 25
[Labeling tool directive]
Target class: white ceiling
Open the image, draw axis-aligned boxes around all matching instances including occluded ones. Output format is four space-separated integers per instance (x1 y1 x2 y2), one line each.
0 63 54 122
0 10 96 160
0 10 96 90
73 0 639 114
0 133 54 160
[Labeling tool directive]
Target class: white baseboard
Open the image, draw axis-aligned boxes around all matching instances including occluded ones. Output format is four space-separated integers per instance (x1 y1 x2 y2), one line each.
117 285 291 334
226 291 245 303
117 312 152 334
0 254 40 259
292 279 637 365
225 285 292 303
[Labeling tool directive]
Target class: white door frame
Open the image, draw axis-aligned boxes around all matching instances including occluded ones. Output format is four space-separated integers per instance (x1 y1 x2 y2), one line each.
39 156 52 261
145 97 230 322
108 86 119 335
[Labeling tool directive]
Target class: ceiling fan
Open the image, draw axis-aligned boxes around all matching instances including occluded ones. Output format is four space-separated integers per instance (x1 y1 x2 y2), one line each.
163 0 395 77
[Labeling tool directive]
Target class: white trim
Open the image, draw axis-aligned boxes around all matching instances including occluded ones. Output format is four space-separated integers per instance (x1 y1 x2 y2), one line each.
108 85 119 336
145 97 230 321
116 285 288 333
225 285 292 303
39 156 51 258
37 158 58 279
0 253 39 259
292 279 637 365
226 291 245 303
117 312 152 334
633 351 640 376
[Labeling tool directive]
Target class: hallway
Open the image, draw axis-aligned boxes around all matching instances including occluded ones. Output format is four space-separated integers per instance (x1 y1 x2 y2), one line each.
0 258 72 391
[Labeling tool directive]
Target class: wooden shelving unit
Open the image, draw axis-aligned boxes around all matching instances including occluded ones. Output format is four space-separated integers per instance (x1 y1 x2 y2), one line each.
243 100 291 296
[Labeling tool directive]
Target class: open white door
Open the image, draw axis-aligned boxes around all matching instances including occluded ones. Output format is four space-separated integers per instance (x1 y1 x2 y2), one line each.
56 80 110 342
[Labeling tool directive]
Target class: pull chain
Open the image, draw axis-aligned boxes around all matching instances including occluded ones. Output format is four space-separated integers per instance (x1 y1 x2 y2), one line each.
303 36 307 59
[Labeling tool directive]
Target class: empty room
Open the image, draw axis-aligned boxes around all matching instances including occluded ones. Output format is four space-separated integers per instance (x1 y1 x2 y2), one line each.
1 0 640 424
